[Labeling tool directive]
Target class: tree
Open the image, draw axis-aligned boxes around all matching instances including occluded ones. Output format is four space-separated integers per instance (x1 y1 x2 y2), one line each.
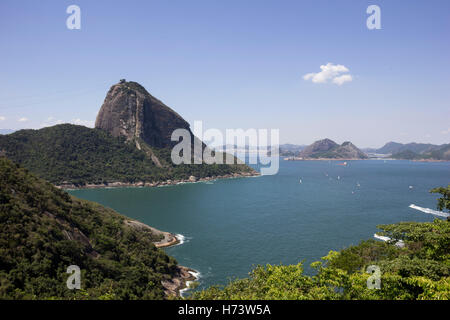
430 185 450 214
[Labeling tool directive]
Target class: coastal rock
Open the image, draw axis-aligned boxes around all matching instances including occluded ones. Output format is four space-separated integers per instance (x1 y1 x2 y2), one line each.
161 266 197 297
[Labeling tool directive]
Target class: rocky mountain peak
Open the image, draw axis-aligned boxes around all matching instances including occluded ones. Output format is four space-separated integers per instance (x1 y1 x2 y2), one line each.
300 138 338 157
95 80 191 148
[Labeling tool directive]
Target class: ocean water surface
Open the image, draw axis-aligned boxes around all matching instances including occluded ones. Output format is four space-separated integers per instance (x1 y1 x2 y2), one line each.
69 159 450 292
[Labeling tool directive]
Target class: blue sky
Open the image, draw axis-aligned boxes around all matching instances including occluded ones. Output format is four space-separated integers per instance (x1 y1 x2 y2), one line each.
0 0 449 147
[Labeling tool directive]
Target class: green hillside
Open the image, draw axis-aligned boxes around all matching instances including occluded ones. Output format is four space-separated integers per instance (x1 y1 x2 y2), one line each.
391 144 450 160
0 124 254 186
0 156 179 299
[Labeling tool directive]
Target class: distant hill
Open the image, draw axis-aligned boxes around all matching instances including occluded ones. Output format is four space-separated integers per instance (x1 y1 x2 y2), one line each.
279 144 306 156
373 141 450 160
391 144 450 161
299 139 368 159
0 156 186 299
376 142 405 154
427 144 450 160
376 142 443 155
391 150 423 160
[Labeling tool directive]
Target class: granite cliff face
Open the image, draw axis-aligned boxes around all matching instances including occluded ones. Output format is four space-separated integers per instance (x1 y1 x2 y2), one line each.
95 80 192 148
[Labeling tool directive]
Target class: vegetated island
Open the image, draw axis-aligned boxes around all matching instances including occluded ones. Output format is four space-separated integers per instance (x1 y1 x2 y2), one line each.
0 80 259 189
283 138 368 160
0 156 196 299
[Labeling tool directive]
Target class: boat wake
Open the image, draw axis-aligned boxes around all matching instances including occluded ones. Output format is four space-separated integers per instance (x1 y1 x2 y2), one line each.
409 204 449 218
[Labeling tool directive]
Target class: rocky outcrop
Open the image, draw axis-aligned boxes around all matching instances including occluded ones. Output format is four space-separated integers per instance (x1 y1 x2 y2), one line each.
95 80 192 148
299 138 368 159
124 219 179 248
161 266 197 297
299 138 338 158
333 141 368 159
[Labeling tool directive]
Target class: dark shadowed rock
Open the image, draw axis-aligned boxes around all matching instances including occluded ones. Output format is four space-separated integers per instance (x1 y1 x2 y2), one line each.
95 81 192 148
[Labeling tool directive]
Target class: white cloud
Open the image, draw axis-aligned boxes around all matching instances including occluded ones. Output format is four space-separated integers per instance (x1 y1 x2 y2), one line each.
18 117 28 122
38 117 94 128
40 117 63 128
303 63 353 85
0 116 5 121
71 118 94 128
332 74 353 85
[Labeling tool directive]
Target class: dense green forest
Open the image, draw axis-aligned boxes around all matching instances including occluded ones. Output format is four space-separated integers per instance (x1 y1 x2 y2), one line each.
0 124 254 186
192 186 450 300
0 156 179 299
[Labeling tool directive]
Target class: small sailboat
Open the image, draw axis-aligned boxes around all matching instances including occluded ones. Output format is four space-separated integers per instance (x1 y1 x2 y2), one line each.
337 176 340 180
299 178 302 184
357 182 361 187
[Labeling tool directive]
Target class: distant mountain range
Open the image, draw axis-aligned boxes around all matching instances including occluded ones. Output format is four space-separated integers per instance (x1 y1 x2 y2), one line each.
278 144 306 156
375 142 443 155
364 142 450 160
279 140 449 160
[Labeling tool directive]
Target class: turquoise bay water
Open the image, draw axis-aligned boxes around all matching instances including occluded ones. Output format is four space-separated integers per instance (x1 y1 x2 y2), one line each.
69 160 450 291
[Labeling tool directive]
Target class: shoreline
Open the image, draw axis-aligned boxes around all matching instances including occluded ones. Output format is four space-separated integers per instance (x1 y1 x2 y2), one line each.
124 219 197 297
283 157 369 161
162 265 199 298
124 219 181 248
56 171 260 190
283 157 450 162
